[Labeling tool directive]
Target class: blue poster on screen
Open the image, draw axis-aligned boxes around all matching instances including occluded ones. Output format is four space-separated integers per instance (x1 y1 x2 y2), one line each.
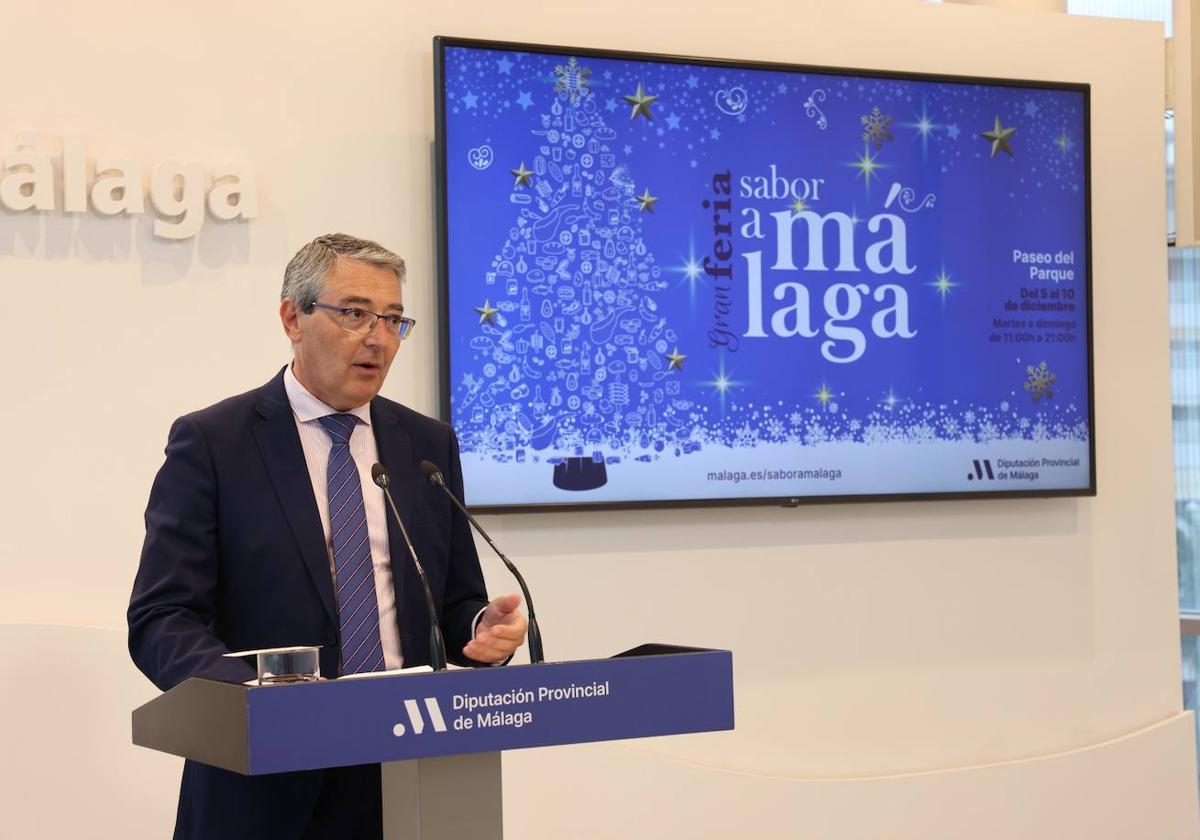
438 43 1092 508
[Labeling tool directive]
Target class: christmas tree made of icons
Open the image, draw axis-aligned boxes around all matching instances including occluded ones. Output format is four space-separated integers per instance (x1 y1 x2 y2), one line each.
454 58 689 489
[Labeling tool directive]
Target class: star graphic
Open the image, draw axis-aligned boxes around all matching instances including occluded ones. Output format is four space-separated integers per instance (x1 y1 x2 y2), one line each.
849 145 886 188
1023 99 1039 118
681 259 702 282
704 354 742 413
815 384 834 409
903 102 940 156
623 144 632 154
635 187 658 212
474 299 499 325
497 57 514 75
686 75 699 89
513 91 534 111
930 268 957 301
462 92 478 109
710 128 721 140
1056 131 1071 153
606 98 618 112
790 197 809 214
881 388 900 411
664 346 686 371
666 113 681 130
946 123 961 139
509 162 533 188
981 116 1017 158
673 236 707 307
624 82 658 121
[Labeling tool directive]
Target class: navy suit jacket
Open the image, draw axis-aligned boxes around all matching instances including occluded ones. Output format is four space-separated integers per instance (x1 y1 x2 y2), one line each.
128 368 489 839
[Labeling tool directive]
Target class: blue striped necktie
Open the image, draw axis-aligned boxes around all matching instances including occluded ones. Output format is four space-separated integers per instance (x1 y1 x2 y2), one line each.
318 413 385 675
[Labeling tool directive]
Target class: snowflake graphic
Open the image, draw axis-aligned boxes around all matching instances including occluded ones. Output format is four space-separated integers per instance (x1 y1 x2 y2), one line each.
1023 361 1056 402
734 423 759 447
860 106 894 149
764 417 786 440
863 424 897 445
553 57 591 103
804 422 830 445
910 423 936 443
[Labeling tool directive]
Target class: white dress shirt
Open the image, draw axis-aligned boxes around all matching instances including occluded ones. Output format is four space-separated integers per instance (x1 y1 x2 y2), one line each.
283 365 405 670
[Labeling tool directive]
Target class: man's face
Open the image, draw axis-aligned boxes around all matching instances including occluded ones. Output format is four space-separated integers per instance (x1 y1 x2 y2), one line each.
280 257 404 411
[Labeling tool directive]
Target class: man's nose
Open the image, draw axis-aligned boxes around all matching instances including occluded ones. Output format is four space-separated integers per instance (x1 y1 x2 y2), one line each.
362 317 390 345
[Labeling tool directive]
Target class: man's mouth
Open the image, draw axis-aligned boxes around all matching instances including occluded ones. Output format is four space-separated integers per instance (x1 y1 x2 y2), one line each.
351 362 381 371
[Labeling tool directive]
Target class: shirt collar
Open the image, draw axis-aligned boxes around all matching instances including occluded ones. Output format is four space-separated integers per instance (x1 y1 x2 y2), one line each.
283 364 373 427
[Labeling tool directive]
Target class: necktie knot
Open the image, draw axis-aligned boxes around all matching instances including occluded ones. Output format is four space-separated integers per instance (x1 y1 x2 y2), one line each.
319 413 357 445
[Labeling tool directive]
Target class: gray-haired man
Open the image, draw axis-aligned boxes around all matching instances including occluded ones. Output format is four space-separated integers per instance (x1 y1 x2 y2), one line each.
129 234 526 839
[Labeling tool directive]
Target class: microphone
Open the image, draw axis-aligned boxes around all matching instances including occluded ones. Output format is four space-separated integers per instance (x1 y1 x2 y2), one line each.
371 463 448 672
420 459 545 664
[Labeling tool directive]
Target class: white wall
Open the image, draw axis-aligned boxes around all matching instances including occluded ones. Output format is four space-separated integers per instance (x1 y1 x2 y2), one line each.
0 0 1194 836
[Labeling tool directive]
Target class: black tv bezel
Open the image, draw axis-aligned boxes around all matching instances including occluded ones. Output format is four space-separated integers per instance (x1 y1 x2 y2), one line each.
433 35 1096 514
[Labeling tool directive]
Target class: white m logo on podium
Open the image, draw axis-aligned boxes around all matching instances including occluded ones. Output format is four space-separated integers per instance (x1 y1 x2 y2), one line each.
392 698 448 736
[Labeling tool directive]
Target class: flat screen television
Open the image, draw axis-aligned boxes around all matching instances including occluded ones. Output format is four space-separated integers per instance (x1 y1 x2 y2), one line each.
434 37 1094 511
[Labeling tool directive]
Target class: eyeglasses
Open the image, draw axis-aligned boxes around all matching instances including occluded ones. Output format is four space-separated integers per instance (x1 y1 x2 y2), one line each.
307 301 416 340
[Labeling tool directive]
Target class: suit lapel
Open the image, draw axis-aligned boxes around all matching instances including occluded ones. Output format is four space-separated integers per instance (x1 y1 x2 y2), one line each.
253 370 339 627
371 399 413 618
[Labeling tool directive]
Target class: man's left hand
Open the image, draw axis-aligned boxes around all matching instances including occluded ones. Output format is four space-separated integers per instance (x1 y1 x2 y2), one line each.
464 593 528 664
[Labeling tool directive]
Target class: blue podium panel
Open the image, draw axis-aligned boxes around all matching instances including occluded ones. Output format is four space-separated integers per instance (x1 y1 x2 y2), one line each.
132 645 734 776
245 647 732 775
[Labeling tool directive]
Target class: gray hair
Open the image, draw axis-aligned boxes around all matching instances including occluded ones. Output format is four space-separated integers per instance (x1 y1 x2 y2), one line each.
281 233 406 308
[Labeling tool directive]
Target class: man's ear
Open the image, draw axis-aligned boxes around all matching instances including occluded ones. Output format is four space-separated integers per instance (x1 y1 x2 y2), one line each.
280 298 303 343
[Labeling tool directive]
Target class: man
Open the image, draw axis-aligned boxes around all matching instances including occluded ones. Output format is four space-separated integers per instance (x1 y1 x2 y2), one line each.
128 233 527 839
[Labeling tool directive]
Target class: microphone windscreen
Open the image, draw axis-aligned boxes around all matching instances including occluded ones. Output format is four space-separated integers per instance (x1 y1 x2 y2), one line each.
371 463 390 488
420 460 444 483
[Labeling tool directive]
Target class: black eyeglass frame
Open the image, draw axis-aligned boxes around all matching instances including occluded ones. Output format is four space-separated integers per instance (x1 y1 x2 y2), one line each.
305 301 416 340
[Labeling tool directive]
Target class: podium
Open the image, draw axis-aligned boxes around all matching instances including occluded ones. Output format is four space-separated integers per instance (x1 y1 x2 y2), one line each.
132 644 734 839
